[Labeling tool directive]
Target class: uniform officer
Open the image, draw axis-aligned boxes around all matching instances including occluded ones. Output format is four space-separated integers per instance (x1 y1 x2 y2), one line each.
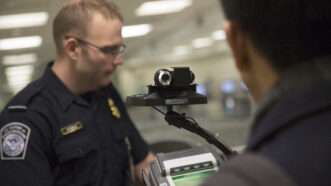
203 0 331 186
0 0 155 185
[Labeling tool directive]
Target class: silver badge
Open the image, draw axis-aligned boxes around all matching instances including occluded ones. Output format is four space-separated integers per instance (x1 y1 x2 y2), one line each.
0 122 31 160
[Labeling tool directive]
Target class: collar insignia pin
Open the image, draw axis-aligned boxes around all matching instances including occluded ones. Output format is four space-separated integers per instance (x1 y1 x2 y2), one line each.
108 98 121 119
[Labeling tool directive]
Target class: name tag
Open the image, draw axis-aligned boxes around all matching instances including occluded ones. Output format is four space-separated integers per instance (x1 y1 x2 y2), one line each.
61 121 83 136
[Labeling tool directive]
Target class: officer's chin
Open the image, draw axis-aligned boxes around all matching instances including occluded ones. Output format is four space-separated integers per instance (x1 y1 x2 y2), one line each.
87 82 109 92
99 79 112 89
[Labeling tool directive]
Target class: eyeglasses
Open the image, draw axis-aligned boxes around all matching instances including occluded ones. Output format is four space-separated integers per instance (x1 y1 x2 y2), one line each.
68 36 126 57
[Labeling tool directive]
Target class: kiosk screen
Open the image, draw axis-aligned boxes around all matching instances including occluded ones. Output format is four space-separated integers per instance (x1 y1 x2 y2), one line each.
172 169 216 186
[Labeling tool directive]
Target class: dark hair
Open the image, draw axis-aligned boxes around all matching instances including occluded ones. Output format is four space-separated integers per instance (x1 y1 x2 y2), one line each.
53 0 123 54
220 0 331 73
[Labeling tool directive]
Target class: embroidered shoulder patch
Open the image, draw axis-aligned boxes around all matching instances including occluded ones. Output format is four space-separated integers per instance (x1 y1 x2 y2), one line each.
0 122 31 160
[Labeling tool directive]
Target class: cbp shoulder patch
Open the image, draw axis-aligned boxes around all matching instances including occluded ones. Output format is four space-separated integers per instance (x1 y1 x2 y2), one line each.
0 122 31 160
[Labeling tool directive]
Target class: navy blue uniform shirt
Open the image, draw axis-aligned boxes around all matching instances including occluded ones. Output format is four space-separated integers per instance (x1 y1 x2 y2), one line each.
0 63 149 186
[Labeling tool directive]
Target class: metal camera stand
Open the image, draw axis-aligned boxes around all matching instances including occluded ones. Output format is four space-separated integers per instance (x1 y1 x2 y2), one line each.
153 105 235 156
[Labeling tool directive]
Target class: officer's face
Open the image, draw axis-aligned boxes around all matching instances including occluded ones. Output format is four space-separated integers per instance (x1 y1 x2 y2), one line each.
76 13 124 90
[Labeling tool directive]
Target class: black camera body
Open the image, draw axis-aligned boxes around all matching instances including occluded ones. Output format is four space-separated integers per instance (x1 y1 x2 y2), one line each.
154 67 195 87
127 67 207 106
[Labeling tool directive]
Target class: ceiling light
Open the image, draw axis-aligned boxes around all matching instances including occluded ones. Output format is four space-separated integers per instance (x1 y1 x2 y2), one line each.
192 37 213 48
0 12 48 29
5 65 34 78
212 30 226 40
7 74 32 87
9 83 29 94
173 45 191 55
6 65 34 94
136 0 192 16
2 53 37 66
0 36 42 50
123 24 153 38
7 75 32 86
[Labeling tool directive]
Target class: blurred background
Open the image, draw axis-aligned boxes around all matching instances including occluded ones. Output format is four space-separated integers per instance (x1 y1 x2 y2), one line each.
0 0 254 152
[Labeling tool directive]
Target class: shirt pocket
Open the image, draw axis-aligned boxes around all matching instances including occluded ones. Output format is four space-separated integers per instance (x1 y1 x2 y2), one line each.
55 133 98 163
53 133 101 185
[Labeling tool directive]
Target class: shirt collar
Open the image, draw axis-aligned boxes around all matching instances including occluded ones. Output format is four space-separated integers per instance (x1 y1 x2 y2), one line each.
248 56 331 148
253 55 331 128
41 62 90 111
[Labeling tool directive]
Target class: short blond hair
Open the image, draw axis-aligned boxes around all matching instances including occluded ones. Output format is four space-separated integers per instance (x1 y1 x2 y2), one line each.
52 0 123 54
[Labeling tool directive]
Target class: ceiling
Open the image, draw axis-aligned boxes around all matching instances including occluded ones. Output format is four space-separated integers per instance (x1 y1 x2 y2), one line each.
0 0 227 96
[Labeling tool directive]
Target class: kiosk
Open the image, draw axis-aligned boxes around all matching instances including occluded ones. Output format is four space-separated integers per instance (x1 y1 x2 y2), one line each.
144 147 224 186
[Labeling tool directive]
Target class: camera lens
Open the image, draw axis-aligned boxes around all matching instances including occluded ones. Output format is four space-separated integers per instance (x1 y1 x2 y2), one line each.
161 73 170 82
155 69 172 86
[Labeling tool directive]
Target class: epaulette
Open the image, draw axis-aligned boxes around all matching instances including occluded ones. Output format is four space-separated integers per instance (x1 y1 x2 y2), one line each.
7 105 28 112
6 80 44 113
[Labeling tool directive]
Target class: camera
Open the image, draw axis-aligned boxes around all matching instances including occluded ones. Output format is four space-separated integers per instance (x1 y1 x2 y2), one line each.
128 68 233 186
127 67 207 106
154 67 195 86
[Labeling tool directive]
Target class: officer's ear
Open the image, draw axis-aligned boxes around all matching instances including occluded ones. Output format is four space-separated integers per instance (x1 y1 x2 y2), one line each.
224 21 251 72
63 37 81 61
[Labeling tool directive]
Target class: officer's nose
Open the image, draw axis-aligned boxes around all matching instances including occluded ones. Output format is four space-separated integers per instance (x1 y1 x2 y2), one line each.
113 54 123 66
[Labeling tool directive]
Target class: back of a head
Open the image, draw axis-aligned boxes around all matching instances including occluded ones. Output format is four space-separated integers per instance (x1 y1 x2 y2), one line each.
219 0 331 73
52 0 123 55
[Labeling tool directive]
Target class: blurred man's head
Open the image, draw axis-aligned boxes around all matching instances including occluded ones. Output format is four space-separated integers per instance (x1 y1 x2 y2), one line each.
52 0 125 91
219 0 331 102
